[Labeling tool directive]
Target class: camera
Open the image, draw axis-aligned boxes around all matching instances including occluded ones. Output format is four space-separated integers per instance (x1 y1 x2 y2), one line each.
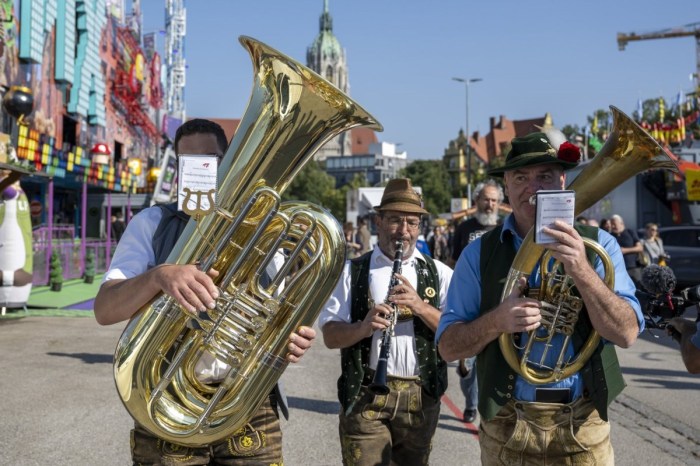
642 284 700 342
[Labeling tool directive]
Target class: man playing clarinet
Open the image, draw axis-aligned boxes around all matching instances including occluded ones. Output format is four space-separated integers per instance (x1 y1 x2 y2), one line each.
319 178 453 466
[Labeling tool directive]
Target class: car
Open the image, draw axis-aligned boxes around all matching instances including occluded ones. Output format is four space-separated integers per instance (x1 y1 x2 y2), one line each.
654 226 700 290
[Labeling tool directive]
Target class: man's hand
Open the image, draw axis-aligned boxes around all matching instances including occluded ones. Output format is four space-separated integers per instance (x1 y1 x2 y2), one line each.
286 326 316 363
494 277 542 333
361 302 393 338
153 264 220 314
541 221 592 280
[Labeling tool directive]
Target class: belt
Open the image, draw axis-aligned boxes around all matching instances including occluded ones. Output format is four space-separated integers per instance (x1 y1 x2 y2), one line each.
362 368 420 386
533 388 572 404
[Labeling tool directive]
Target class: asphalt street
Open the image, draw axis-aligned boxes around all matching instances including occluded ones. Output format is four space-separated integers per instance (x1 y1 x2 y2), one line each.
1 315 698 465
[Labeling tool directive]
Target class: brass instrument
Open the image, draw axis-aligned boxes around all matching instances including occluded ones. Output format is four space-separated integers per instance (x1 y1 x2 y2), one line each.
368 240 403 395
113 36 382 446
498 106 678 385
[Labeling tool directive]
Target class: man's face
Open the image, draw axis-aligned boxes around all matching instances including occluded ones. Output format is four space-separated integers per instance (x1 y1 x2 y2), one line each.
476 186 501 215
177 133 223 157
374 210 421 258
504 164 565 225
610 217 624 234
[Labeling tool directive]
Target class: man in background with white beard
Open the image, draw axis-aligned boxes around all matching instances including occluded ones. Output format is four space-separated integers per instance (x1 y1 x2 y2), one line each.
451 179 504 266
449 179 504 423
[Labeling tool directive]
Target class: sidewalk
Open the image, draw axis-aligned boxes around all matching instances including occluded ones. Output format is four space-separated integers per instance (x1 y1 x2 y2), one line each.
2 274 103 318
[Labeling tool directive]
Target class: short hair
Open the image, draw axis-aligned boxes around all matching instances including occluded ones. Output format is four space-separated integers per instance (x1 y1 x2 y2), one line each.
474 179 504 203
610 214 623 223
174 119 228 155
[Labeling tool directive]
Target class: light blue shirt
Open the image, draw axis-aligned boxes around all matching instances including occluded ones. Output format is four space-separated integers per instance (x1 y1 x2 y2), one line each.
436 214 643 402
691 322 700 349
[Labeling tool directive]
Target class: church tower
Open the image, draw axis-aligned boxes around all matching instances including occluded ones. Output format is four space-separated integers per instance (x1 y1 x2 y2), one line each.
307 0 352 160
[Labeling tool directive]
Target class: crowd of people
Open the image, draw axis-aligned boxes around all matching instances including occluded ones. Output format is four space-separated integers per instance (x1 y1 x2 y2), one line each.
91 120 698 466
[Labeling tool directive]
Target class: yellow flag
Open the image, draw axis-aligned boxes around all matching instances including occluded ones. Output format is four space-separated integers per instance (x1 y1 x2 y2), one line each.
687 169 700 201
659 98 665 121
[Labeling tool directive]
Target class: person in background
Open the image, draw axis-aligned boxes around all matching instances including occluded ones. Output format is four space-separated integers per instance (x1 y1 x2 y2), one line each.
344 221 362 259
449 178 505 424
111 211 126 242
94 119 314 465
438 133 642 465
668 316 700 374
642 222 668 266
575 215 588 225
428 224 449 262
588 218 600 228
609 214 644 286
357 216 372 254
599 218 611 233
319 178 453 466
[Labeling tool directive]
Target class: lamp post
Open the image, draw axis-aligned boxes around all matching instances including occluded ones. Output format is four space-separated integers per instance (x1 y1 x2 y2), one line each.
452 77 482 206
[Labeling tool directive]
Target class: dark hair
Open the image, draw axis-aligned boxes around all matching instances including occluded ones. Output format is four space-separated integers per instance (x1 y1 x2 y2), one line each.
174 119 228 155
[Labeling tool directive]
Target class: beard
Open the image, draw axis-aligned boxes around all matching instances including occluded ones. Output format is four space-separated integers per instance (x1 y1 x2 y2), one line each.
475 211 499 226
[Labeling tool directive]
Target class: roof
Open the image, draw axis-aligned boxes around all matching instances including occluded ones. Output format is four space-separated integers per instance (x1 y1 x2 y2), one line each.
351 127 378 154
190 117 241 143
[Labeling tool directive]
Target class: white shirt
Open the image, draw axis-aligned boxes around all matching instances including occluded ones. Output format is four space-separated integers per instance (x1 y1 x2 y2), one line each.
319 247 453 377
104 205 285 382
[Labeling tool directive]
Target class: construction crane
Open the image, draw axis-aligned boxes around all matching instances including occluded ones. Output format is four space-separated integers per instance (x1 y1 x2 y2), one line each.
617 23 700 86
617 22 700 86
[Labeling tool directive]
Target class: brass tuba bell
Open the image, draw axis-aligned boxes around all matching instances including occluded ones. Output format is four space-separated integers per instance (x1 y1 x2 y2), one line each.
498 106 678 385
113 36 382 446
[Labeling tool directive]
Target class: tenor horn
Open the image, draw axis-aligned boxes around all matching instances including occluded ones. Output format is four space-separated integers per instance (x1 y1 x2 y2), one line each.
498 106 678 385
113 36 382 446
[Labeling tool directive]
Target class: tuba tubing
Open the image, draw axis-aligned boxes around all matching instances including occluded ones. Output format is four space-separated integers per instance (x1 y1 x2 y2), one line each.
113 36 382 446
498 106 679 384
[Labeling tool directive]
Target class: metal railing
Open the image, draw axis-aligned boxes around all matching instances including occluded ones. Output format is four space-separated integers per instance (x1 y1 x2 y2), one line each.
32 224 115 285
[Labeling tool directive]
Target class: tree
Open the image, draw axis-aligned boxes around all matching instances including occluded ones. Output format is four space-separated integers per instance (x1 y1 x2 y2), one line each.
283 161 346 221
84 250 96 284
49 249 63 292
399 160 451 215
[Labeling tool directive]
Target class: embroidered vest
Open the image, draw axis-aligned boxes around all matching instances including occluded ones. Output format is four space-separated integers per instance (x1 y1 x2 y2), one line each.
476 224 626 421
337 251 448 413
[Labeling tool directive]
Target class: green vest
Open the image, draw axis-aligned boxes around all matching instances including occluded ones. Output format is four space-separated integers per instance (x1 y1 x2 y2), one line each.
337 251 448 413
476 224 626 421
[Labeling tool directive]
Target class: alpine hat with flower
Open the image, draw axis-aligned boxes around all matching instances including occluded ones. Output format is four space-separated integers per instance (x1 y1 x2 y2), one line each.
487 131 581 177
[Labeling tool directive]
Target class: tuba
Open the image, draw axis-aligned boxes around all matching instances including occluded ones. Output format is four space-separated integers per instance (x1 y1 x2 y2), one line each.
498 106 678 385
113 36 382 446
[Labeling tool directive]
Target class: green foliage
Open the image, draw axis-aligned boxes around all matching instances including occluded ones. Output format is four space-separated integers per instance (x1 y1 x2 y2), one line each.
282 161 346 221
49 250 63 285
84 250 95 278
561 124 580 140
398 160 451 215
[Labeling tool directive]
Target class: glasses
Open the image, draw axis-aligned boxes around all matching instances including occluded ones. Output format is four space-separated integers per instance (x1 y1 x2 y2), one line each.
384 216 421 230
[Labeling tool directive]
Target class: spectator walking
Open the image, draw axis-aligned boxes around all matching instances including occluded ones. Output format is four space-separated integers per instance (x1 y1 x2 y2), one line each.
610 214 644 286
642 222 668 266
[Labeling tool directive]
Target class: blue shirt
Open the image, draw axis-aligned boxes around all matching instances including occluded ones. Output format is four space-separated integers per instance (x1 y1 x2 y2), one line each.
436 214 643 402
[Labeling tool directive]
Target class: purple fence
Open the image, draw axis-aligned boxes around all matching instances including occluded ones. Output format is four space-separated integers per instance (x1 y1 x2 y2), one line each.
32 224 115 285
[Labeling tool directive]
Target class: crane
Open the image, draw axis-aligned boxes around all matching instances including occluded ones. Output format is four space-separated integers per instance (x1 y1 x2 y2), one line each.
617 22 700 86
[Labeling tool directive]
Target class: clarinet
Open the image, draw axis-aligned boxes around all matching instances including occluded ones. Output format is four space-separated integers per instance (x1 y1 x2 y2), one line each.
368 240 403 395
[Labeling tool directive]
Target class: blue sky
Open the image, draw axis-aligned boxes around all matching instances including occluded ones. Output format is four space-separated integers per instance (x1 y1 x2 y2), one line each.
140 0 698 159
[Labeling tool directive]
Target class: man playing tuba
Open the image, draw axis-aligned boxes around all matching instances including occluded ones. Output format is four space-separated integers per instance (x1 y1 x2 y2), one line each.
437 132 643 465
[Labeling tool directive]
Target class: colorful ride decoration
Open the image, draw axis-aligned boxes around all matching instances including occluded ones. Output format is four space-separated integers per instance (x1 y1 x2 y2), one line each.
0 178 33 307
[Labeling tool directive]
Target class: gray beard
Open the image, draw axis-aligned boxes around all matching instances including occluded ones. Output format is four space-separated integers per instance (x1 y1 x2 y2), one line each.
475 211 499 226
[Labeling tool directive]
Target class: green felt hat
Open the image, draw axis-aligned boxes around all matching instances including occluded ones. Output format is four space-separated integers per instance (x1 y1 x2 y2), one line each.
487 132 580 177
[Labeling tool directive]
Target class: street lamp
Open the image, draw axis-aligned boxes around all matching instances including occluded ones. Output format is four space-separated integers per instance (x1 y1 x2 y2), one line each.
452 77 482 206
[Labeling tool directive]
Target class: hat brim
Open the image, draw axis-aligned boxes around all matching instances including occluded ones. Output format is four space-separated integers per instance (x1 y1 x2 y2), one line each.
487 155 579 177
374 202 429 215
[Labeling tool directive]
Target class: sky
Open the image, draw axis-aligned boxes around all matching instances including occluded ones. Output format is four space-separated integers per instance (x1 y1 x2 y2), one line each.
140 0 699 160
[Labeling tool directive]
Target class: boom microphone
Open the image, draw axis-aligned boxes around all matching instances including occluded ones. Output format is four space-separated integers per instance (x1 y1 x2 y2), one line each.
641 264 677 296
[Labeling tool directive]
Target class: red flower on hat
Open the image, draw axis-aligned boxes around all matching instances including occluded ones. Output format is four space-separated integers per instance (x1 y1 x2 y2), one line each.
557 141 581 163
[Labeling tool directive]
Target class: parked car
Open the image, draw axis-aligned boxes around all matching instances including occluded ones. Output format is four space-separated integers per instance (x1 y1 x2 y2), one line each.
653 226 700 290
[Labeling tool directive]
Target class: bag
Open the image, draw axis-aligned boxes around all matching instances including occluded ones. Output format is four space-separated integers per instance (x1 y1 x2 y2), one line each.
637 251 650 267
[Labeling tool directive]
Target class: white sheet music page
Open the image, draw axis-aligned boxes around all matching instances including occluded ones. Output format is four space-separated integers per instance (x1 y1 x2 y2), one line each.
534 190 575 244
177 155 218 212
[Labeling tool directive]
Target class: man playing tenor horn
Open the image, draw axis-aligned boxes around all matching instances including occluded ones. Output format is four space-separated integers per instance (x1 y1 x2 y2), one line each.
437 132 642 465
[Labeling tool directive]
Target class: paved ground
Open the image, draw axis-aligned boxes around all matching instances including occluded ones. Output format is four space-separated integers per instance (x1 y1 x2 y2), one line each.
1 313 699 465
